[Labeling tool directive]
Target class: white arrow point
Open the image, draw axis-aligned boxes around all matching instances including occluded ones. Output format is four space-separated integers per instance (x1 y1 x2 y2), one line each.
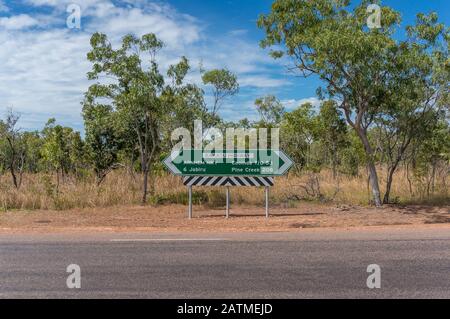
276 150 294 175
164 150 182 175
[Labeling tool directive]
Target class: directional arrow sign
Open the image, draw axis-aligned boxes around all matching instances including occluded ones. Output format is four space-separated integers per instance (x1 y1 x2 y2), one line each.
163 149 293 177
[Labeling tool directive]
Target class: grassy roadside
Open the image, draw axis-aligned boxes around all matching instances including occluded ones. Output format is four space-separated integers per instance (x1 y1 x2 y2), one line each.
0 169 448 212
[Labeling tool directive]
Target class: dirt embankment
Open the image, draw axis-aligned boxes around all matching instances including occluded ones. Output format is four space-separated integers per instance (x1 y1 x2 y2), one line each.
0 203 449 234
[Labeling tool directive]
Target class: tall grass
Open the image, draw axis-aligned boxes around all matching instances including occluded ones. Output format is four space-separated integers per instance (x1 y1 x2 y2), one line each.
0 168 448 211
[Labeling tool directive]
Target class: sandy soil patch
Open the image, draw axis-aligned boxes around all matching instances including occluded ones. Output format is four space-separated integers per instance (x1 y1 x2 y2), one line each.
0 203 448 234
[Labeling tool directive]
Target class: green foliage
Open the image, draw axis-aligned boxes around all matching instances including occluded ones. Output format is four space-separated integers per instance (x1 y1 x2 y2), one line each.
316 101 348 177
340 131 366 176
82 103 121 185
202 68 239 117
0 110 28 188
85 32 210 203
0 2 448 209
22 131 44 173
41 119 84 176
281 103 318 171
258 0 449 206
255 95 285 125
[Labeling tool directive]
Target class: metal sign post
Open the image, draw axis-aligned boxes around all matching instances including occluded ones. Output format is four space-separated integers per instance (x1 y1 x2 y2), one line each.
265 186 270 218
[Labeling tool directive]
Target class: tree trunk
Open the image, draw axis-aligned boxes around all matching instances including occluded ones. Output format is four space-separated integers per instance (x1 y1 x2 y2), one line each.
356 128 382 207
383 167 396 204
9 164 18 189
61 168 65 185
6 137 19 189
367 162 382 207
366 165 371 203
96 172 106 187
17 153 25 189
142 163 149 205
383 159 401 204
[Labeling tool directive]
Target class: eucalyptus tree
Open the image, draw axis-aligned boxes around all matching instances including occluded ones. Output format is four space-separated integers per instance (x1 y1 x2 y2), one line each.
41 118 82 187
255 95 285 126
373 12 448 203
407 120 450 198
0 110 26 189
281 103 318 171
202 68 239 118
21 131 43 173
86 32 198 203
82 97 121 186
162 60 209 151
258 0 448 206
316 101 348 179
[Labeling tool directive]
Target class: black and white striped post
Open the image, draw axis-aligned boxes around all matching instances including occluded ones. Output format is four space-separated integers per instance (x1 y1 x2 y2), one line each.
184 176 274 219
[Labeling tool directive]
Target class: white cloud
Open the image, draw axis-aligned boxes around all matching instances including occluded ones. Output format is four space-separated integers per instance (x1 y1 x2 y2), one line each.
0 14 39 30
194 37 276 74
0 1 289 131
0 2 203 130
86 6 201 48
27 0 104 9
27 0 59 6
239 75 290 88
0 29 92 118
220 99 259 121
282 97 322 110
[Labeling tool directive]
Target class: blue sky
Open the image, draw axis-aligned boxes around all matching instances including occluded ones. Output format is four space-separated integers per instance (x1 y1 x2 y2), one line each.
0 0 448 133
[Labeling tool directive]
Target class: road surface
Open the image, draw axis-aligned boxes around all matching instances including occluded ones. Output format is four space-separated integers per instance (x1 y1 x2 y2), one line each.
0 227 449 298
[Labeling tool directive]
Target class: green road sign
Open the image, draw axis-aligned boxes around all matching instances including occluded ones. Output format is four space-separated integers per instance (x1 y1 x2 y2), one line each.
163 149 294 177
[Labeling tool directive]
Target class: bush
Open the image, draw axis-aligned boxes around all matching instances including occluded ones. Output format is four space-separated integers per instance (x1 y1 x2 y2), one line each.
150 191 208 206
205 189 227 208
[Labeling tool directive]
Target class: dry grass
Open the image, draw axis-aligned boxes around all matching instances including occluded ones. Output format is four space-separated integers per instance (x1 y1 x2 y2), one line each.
0 168 448 211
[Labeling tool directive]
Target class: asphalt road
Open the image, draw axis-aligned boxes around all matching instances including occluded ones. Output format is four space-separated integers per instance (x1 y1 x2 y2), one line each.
0 227 449 299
